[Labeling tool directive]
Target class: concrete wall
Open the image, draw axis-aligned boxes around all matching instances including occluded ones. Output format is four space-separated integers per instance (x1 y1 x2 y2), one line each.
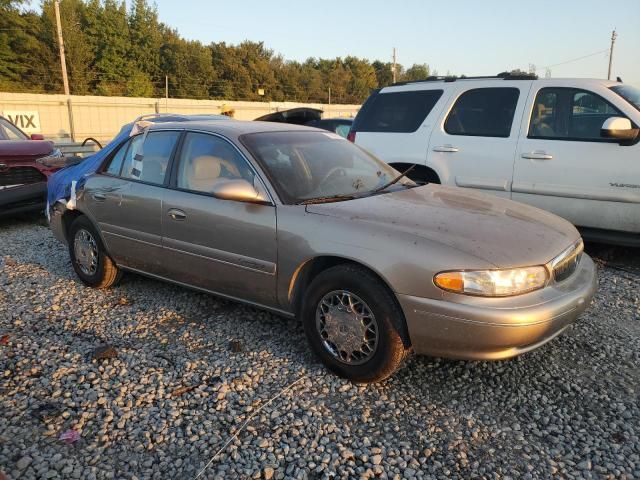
0 92 361 144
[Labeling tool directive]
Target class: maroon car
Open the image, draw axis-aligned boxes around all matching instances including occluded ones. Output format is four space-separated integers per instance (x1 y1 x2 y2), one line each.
0 115 64 216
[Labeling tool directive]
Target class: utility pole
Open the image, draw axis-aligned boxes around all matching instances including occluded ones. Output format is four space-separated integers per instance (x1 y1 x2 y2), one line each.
607 29 617 80
392 47 397 84
54 1 69 96
328 87 331 105
54 0 75 141
165 75 169 112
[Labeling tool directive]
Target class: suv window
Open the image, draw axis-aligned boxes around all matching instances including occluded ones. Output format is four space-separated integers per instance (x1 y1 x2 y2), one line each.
445 88 520 137
356 90 443 133
111 131 180 185
529 88 624 141
176 132 255 194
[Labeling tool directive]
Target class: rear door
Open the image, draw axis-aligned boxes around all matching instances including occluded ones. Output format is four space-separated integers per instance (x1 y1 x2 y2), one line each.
353 86 447 167
513 83 640 233
84 130 181 274
426 82 531 197
161 131 278 306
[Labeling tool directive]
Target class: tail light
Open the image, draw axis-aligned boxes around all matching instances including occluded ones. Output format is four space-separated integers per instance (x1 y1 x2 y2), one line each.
347 130 356 143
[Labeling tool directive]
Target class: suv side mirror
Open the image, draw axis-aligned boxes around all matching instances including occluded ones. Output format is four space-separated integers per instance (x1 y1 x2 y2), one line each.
600 117 639 142
30 133 45 140
210 179 270 204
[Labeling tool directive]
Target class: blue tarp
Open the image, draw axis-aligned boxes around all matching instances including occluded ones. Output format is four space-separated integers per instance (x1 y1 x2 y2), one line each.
47 122 133 206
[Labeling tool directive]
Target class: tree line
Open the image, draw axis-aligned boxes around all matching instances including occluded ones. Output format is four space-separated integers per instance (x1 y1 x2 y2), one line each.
0 0 436 103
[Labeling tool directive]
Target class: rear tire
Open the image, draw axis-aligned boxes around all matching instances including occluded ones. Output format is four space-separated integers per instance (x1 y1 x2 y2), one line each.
301 264 410 383
68 216 121 289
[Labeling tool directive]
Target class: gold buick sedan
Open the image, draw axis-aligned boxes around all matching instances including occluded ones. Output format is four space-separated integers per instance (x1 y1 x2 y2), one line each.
49 118 597 382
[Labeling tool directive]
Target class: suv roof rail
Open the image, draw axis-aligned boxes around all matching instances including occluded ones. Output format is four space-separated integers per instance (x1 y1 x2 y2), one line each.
391 71 538 86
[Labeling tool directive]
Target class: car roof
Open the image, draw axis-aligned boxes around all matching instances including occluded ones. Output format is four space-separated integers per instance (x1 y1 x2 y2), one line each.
147 119 321 140
381 77 621 93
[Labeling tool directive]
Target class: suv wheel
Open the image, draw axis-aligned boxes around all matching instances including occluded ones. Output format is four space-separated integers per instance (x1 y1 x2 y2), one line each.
68 216 121 288
301 264 410 383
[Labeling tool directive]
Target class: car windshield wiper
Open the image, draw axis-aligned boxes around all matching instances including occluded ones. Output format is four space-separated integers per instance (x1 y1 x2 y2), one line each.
297 193 357 205
366 164 417 195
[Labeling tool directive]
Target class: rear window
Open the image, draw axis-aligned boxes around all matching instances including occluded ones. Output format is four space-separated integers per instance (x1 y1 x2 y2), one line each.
445 87 520 137
355 89 443 133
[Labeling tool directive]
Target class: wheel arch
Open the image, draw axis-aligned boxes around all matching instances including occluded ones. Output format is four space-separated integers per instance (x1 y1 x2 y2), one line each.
288 255 411 347
389 163 441 184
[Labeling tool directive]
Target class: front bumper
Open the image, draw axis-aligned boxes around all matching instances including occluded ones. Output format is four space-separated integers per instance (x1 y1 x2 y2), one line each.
49 201 68 245
398 254 597 360
0 182 47 217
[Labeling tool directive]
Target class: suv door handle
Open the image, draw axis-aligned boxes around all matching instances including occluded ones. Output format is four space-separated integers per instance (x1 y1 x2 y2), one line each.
92 193 106 201
522 151 553 160
432 145 459 153
168 208 186 221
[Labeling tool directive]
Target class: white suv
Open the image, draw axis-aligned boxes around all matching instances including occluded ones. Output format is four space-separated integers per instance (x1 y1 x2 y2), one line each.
349 74 640 245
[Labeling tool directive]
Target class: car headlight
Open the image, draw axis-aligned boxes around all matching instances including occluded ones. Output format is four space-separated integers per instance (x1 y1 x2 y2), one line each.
50 148 63 158
434 266 548 297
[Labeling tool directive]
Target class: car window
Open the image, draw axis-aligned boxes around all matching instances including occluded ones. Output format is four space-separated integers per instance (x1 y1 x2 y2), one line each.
529 88 624 140
335 124 351 138
356 90 443 133
176 132 255 194
119 131 180 185
445 88 520 137
105 140 129 175
0 117 27 140
241 131 413 204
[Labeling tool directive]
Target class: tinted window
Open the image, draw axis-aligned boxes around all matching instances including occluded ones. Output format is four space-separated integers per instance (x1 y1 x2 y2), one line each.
176 132 254 194
356 90 443 133
611 84 640 112
445 88 520 137
120 131 180 185
529 88 624 140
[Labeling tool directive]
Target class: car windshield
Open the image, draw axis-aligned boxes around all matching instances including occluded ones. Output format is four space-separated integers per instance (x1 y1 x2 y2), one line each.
241 131 414 204
0 117 28 140
610 84 640 112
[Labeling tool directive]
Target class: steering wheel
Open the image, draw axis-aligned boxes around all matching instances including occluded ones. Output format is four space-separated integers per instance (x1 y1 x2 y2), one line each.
317 167 348 193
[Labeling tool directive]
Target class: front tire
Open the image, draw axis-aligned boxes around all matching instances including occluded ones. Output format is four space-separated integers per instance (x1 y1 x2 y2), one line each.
68 215 121 288
301 264 410 383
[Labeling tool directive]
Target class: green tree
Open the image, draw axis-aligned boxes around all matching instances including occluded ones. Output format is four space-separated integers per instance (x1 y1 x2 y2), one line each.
402 63 430 82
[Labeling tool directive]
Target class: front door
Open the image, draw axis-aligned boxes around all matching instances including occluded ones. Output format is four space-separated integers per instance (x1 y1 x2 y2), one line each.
84 130 181 274
161 131 278 307
427 83 531 197
513 84 640 234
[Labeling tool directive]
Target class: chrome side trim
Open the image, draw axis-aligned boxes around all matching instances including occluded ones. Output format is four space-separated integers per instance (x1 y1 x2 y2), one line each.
118 265 293 317
512 181 640 204
163 237 276 275
455 176 511 192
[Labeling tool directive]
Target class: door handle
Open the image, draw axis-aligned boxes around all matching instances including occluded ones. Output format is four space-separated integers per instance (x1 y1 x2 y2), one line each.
168 208 186 221
92 193 106 201
432 145 459 153
522 151 553 160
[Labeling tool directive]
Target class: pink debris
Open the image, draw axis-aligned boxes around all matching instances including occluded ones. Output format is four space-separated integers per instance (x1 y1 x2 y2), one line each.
59 429 81 444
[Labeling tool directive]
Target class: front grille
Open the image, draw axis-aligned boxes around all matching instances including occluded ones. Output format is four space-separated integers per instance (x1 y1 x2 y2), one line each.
552 241 583 282
0 166 47 187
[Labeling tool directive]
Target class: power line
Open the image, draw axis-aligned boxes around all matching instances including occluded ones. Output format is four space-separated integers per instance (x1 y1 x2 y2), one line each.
542 49 609 70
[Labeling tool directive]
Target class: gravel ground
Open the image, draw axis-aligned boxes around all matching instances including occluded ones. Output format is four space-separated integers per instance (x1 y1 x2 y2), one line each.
1 215 639 480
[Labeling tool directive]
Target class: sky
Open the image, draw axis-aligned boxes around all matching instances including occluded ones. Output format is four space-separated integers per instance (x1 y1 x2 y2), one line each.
143 0 640 85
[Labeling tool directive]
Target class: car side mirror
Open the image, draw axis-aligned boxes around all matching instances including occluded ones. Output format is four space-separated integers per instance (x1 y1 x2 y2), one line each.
210 179 271 204
600 117 639 142
30 133 45 140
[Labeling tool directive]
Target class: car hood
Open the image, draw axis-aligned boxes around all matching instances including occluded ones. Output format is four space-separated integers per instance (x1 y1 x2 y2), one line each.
305 184 581 268
0 140 54 159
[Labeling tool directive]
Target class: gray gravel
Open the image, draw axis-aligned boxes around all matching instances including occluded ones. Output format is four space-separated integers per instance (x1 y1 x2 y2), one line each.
1 215 639 479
